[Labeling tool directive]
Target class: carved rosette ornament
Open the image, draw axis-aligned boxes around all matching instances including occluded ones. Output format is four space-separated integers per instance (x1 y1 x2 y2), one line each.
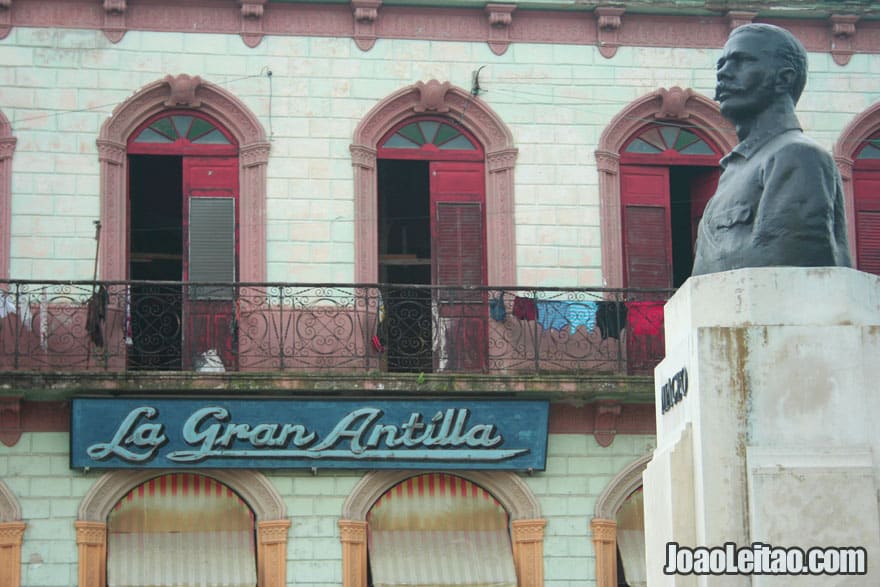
485 3 515 56
595 6 625 59
352 0 381 52
239 0 267 48
830 14 859 66
102 0 127 44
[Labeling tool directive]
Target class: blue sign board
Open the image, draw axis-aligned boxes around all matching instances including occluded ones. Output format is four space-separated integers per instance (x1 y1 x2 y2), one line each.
70 398 549 471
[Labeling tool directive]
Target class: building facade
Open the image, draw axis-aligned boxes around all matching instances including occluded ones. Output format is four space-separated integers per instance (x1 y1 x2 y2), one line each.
0 1 878 586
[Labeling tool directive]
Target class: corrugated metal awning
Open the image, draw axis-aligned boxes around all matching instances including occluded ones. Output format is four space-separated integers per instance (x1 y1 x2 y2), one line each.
367 473 518 587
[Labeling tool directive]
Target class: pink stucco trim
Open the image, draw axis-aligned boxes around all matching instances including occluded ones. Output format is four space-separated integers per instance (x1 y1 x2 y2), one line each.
3 1 879 58
97 76 269 282
351 80 517 286
833 103 880 263
595 88 736 288
0 110 15 280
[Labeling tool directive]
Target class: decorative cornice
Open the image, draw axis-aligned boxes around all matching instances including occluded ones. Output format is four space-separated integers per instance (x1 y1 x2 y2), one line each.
486 147 518 172
0 3 877 64
349 144 377 169
830 14 859 66
0 136 15 161
240 141 271 168
96 138 126 165
352 0 381 51
655 86 694 120
485 3 516 56
595 6 625 59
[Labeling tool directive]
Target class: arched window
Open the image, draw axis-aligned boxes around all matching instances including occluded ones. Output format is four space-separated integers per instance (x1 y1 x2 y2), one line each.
596 87 736 289
367 473 517 587
619 122 724 290
376 116 487 373
106 473 257 587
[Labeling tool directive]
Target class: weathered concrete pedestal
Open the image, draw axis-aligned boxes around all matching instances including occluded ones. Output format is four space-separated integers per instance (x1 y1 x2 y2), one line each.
644 267 880 586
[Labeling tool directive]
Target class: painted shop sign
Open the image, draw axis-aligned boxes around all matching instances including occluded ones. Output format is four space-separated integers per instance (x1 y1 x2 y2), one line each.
70 398 549 471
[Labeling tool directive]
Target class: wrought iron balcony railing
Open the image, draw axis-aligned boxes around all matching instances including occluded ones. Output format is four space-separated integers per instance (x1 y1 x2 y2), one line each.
0 280 672 375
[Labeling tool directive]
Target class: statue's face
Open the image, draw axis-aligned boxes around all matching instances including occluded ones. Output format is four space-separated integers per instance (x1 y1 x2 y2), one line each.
715 30 780 121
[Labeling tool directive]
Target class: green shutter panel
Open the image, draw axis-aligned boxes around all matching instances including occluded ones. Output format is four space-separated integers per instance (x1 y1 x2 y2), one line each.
188 197 235 299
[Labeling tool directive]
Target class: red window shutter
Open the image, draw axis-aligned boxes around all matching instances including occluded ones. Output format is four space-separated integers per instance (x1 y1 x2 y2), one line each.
621 165 672 289
854 169 880 276
429 161 486 286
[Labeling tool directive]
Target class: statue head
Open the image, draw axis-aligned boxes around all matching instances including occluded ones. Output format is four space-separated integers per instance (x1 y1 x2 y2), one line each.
715 24 808 122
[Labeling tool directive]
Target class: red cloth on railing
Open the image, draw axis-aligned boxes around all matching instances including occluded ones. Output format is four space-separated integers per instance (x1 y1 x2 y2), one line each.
625 301 664 336
512 296 537 321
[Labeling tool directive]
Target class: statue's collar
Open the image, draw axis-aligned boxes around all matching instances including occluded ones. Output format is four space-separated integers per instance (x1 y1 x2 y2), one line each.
723 111 802 166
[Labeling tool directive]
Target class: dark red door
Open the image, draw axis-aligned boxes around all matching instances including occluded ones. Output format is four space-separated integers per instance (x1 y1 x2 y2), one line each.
182 156 239 370
430 161 487 372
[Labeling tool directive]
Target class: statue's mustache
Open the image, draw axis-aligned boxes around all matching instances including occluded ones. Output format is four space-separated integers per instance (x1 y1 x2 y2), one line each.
714 85 745 100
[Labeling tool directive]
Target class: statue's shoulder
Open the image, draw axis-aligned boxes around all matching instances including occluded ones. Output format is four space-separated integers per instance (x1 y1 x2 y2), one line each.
771 131 834 165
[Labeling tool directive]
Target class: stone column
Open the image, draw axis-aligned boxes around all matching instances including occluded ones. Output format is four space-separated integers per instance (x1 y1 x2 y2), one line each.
75 520 106 587
257 519 291 587
339 519 368 587
0 521 25 587
590 518 617 587
511 518 546 587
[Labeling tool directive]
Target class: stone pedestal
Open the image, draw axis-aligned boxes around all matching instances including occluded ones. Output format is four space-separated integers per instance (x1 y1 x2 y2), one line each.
644 267 880 586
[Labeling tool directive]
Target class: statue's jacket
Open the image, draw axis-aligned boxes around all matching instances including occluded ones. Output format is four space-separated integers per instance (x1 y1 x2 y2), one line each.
692 112 852 275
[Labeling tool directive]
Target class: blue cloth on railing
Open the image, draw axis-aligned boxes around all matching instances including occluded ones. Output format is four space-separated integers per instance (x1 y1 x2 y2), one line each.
535 300 598 334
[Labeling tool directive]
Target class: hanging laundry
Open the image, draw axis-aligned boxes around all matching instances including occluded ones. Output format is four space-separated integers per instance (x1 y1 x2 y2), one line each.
625 301 665 337
489 293 507 322
596 301 628 340
512 296 537 321
0 290 33 330
535 300 598 334
86 285 109 348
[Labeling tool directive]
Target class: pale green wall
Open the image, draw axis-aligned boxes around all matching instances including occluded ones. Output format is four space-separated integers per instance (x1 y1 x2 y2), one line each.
2 28 877 285
1 431 655 587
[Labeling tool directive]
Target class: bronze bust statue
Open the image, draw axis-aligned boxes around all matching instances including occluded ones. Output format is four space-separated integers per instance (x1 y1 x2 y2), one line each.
691 23 852 275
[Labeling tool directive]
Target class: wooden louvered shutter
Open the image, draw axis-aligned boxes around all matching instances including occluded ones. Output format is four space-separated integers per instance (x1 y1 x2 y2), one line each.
621 165 672 289
430 161 486 287
689 168 720 251
429 161 487 372
854 169 880 276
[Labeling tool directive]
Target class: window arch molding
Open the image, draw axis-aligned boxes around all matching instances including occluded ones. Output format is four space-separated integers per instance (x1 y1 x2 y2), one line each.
0 109 16 279
75 469 289 587
0 479 25 587
351 79 518 285
339 470 546 587
97 74 270 282
590 453 652 587
596 87 736 287
833 103 880 263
